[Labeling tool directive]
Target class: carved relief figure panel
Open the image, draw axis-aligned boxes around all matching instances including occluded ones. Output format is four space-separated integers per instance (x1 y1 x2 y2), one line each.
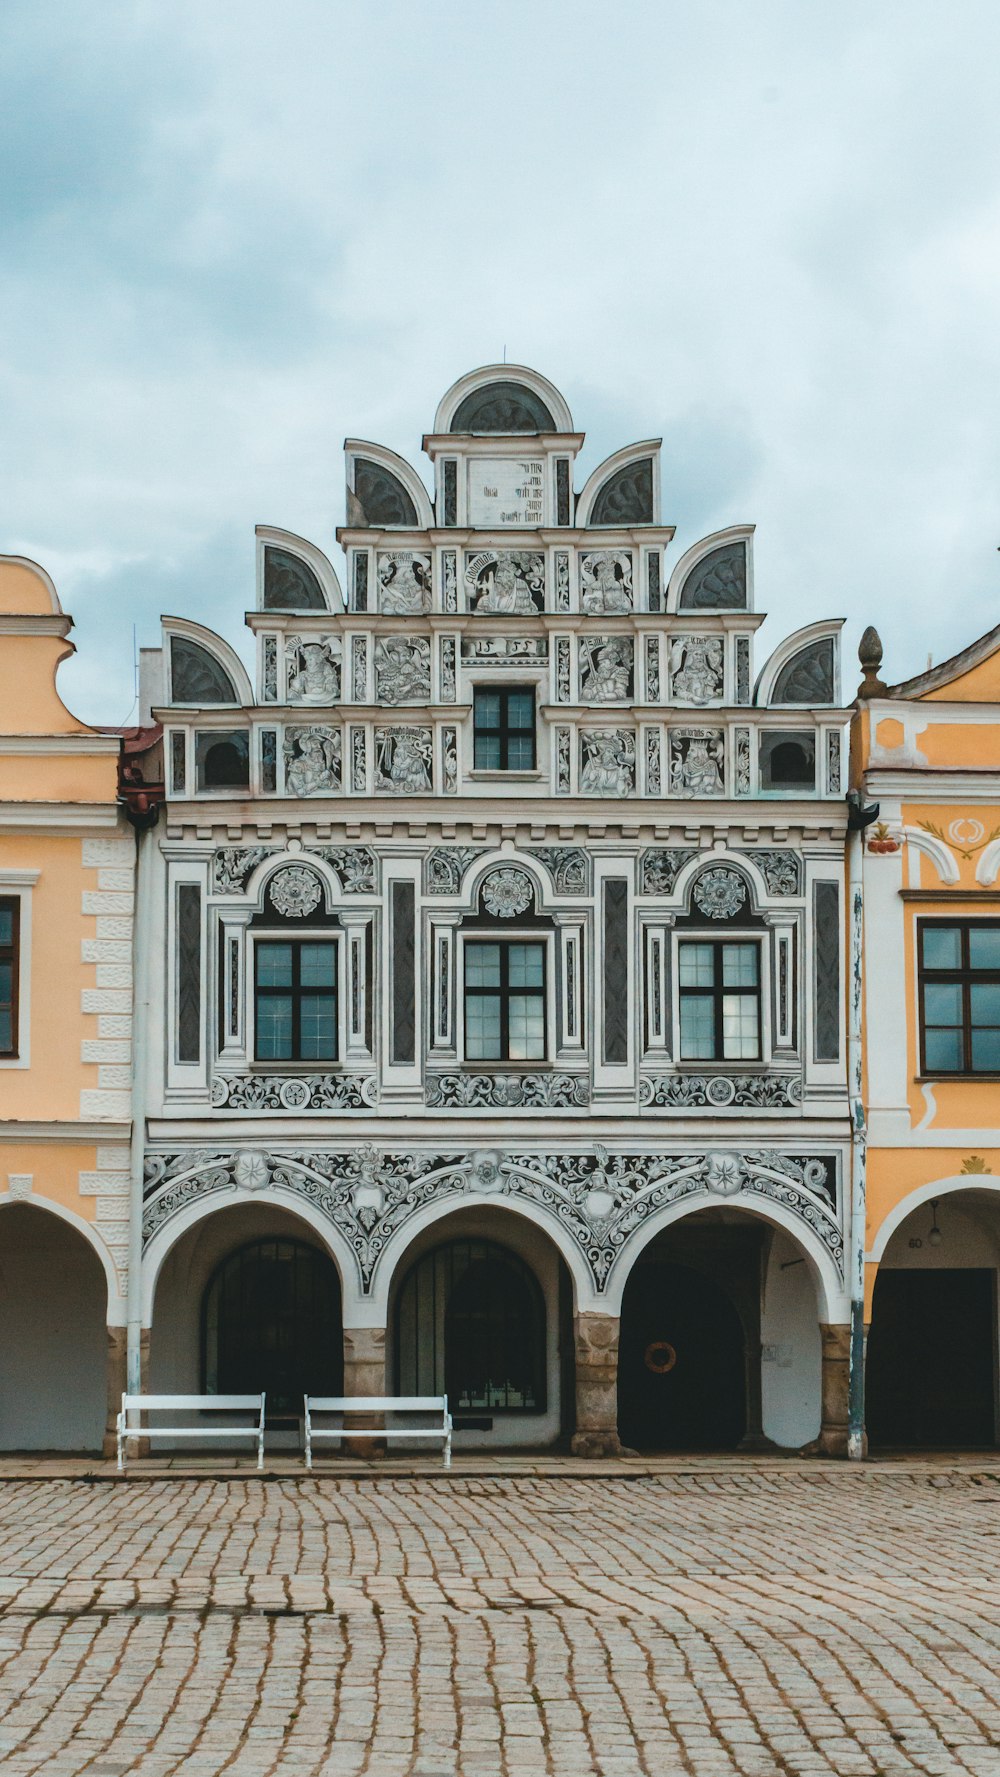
580 550 633 614
669 635 724 705
580 730 635 796
286 635 342 704
669 728 725 796
464 550 545 614
374 726 433 793
374 636 431 705
579 637 634 703
284 726 342 796
377 551 432 615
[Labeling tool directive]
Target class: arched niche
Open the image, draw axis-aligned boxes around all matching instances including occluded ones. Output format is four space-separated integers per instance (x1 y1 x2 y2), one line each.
164 618 253 707
433 364 574 435
345 443 433 529
755 621 842 707
577 443 660 527
255 527 342 612
669 528 753 612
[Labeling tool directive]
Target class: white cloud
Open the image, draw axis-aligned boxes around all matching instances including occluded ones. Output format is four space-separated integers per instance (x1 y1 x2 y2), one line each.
2 0 999 719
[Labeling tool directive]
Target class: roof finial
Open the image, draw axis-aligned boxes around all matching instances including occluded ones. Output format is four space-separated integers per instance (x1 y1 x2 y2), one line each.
857 625 887 699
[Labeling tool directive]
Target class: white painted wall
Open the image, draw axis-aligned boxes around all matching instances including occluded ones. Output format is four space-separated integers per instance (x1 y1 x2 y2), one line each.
761 1228 822 1448
0 1206 106 1451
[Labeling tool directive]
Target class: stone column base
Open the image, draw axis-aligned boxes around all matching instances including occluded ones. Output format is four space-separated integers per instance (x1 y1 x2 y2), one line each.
103 1326 127 1460
342 1325 387 1457
811 1322 852 1458
571 1312 623 1458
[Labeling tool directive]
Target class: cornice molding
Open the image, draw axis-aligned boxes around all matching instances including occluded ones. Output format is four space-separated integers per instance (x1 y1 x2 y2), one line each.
0 1120 132 1143
0 735 120 755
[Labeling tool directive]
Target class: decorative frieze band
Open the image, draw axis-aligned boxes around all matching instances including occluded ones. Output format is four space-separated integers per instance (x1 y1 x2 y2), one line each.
142 1144 844 1290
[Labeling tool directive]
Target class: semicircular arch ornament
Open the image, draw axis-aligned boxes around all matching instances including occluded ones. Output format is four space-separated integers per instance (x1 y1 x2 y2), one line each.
451 380 555 433
268 865 324 919
692 867 747 920
481 867 534 919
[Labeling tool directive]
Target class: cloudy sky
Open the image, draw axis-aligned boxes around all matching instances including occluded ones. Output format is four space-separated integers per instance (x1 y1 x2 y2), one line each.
2 0 999 722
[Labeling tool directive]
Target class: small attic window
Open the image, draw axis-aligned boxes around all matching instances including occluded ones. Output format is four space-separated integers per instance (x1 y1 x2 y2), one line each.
759 732 816 792
451 381 555 433
170 636 238 704
196 731 250 791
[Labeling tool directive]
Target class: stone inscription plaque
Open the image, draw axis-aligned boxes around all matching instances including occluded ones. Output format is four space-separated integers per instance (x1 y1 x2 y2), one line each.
468 458 544 527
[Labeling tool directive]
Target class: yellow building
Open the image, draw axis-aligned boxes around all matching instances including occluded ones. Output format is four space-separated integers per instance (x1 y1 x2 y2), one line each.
855 622 1000 1448
0 554 135 1454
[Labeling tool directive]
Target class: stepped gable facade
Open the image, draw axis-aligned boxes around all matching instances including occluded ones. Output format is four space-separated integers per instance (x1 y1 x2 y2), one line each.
132 364 853 1455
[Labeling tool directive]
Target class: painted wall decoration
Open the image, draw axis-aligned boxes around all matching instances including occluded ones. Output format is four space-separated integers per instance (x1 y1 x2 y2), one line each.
644 636 660 701
669 729 725 796
580 551 633 614
376 551 432 615
283 726 342 796
742 850 801 896
374 726 433 793
286 636 342 704
464 550 545 614
262 547 326 611
677 543 747 611
442 552 458 612
579 637 634 703
352 637 367 701
374 637 432 705
526 847 590 894
439 637 457 701
639 1075 804 1112
692 867 747 920
589 458 654 526
772 638 835 705
640 849 697 894
143 1144 842 1293
669 635 724 705
580 730 635 796
268 866 324 918
645 730 662 795
424 846 486 894
170 636 237 704
461 636 547 665
555 552 571 611
481 869 534 918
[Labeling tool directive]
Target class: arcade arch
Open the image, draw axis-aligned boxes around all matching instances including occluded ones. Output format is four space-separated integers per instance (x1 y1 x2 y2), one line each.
0 1201 109 1451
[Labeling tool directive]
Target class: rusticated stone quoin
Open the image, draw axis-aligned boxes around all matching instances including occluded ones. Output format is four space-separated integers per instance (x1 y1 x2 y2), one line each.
571 1312 622 1457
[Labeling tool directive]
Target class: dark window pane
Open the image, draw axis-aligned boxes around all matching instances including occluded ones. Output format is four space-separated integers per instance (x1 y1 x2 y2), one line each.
257 995 293 1059
924 982 963 1026
922 926 961 969
258 944 293 986
0 1010 10 1051
508 693 534 728
508 944 544 987
971 1028 1000 1071
722 944 758 986
970 983 1000 1026
506 735 534 770
466 996 501 1058
0 962 10 1000
300 943 336 987
925 1026 963 1072
0 910 11 945
466 944 501 986
476 692 501 727
475 734 502 769
299 995 337 1059
680 995 715 1058
969 928 1000 970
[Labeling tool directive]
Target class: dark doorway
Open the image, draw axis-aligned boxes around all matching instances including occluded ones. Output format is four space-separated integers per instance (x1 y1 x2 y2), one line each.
618 1259 747 1450
867 1268 997 1447
395 1239 546 1414
202 1238 342 1416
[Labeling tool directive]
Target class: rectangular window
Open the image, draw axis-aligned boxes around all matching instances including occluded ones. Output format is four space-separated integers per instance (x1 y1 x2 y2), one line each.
678 940 761 1061
919 921 1000 1075
464 941 545 1062
255 940 337 1062
473 686 536 771
0 898 20 1058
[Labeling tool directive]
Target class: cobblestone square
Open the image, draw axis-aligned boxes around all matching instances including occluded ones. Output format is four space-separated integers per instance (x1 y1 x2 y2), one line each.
2 1466 1000 1775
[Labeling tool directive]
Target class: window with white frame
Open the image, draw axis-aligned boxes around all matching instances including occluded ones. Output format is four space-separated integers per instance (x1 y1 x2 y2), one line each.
677 939 762 1061
254 938 338 1062
463 939 546 1061
0 898 20 1058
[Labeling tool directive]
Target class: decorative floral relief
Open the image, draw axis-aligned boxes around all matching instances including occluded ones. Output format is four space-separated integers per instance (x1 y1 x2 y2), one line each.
442 726 458 794
736 636 751 704
374 726 432 793
461 637 547 665
439 637 457 702
442 552 458 613
580 550 633 614
351 728 366 791
741 849 801 896
262 636 278 702
639 1074 804 1112
376 551 432 614
425 1075 591 1109
581 730 635 797
213 846 276 894
556 728 571 794
465 550 544 614
734 727 751 795
579 637 633 703
826 730 842 794
286 636 341 704
669 728 725 796
526 847 590 894
284 727 341 796
692 867 747 920
425 846 485 894
268 866 323 918
640 848 696 894
143 1143 841 1293
555 552 571 611
352 636 367 702
556 637 571 702
210 1075 377 1111
481 868 533 918
644 635 660 701
374 637 431 705
645 729 662 796
311 846 377 893
669 635 724 705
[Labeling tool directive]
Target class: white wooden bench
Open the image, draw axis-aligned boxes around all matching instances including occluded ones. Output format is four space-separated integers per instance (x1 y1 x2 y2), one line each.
116 1394 266 1472
303 1395 452 1469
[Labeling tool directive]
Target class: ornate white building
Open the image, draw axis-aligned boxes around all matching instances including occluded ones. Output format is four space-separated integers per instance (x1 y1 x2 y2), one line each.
132 364 853 1454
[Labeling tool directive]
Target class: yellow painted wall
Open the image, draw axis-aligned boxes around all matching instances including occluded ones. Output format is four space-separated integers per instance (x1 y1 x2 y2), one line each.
0 1146 101 1220
0 752 119 804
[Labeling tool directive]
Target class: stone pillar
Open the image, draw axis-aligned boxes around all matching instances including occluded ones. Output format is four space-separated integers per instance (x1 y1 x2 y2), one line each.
342 1326 387 1456
817 1322 851 1457
103 1326 128 1460
570 1312 622 1457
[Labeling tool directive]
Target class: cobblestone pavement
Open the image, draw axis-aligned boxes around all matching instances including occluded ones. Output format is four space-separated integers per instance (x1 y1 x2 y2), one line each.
3 1470 1000 1775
